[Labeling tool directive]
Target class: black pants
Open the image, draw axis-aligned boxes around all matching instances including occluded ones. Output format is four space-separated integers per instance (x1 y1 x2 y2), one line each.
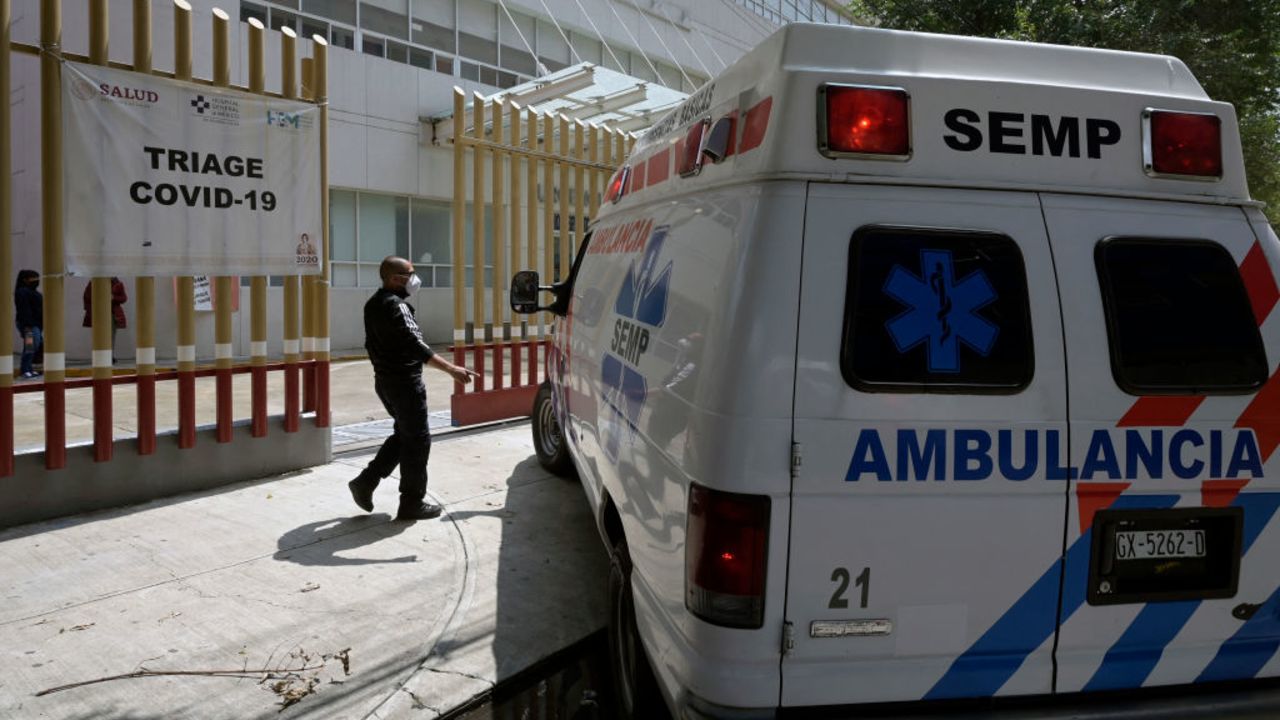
357 373 431 502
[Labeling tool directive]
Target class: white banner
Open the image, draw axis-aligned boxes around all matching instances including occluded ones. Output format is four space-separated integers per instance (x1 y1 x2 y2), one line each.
62 61 322 277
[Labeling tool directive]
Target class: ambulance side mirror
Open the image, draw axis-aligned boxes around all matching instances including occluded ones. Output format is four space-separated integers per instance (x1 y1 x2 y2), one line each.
511 270 566 316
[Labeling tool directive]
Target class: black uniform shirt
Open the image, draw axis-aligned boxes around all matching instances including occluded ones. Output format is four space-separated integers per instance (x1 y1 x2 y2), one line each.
364 287 435 376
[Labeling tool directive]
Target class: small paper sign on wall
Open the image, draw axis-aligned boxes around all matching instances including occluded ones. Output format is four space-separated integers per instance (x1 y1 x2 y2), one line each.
62 62 323 277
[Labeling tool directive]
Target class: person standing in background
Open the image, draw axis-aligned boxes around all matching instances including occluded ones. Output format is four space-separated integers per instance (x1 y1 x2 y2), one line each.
15 270 43 379
82 277 128 364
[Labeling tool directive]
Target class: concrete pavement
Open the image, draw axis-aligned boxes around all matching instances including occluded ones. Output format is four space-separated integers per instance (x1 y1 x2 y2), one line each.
0 423 610 719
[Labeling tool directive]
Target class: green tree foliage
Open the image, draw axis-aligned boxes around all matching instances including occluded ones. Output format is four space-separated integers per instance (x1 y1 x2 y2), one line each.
846 0 1280 222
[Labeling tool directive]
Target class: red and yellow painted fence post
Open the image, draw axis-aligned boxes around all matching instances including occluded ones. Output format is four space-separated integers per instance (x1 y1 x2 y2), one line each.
525 105 539 387
0 0 12 475
508 101 523 384
300 58 316 415
133 0 156 455
40 0 66 469
472 91 487 389
491 97 505 390
313 35 330 428
451 87 466 395
281 27 301 433
212 7 235 443
174 0 197 450
247 16 269 437
88 0 113 462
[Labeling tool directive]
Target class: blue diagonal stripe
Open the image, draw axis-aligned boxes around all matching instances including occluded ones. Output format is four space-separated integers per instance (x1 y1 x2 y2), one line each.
1083 492 1280 691
925 494 1176 700
1197 583 1280 682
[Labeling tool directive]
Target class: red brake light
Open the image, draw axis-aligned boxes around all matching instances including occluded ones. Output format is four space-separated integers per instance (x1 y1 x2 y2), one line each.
1146 110 1221 178
686 483 770 629
678 119 709 177
821 84 910 158
605 166 630 203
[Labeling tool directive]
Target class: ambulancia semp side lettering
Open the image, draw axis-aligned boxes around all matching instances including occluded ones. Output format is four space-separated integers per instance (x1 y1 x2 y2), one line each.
885 249 998 373
943 109 1122 159
846 428 1264 482
600 225 673 459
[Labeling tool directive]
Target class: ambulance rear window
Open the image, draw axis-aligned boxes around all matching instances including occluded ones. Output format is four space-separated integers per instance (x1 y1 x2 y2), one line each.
842 227 1034 394
1095 238 1267 394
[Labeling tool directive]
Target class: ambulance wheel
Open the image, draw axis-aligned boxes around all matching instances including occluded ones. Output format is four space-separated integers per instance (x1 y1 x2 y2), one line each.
608 537 667 720
533 383 574 477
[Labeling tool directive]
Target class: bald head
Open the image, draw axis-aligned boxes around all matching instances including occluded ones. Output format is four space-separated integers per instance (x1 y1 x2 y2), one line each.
380 256 413 286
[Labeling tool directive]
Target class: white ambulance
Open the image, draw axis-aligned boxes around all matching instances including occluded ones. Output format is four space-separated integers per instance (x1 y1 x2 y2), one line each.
510 23 1280 719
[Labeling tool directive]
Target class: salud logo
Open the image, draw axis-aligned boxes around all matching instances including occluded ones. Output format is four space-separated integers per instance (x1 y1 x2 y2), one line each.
884 249 998 373
600 225 673 459
191 95 211 114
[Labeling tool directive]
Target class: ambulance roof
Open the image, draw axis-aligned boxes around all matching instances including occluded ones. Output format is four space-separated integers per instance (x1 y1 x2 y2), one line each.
764 23 1206 100
611 24 1248 211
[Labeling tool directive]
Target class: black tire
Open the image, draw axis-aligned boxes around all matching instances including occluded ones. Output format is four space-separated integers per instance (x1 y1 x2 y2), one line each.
532 382 575 477
608 537 669 720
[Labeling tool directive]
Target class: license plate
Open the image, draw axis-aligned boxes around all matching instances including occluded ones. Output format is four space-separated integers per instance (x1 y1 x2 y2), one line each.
1114 529 1206 560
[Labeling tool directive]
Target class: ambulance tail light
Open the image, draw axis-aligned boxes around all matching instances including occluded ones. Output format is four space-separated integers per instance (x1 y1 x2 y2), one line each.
1144 109 1222 179
819 84 911 159
686 483 770 629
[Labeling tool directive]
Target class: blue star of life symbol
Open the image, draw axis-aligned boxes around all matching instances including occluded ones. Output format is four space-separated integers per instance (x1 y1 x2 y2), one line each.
600 225 673 459
883 249 999 373
614 226 673 325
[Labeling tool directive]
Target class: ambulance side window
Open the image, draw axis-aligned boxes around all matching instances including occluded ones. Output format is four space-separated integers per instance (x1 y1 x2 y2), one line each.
1095 238 1267 394
841 227 1034 394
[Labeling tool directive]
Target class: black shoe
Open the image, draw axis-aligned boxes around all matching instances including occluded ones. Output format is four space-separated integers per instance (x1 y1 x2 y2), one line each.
348 478 375 512
396 502 442 521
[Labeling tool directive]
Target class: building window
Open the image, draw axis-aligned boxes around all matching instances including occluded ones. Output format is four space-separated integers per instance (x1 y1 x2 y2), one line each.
363 34 385 57
409 47 434 70
841 226 1034 394
387 40 409 63
270 9 298 33
301 17 328 44
331 25 355 50
241 2 267 26
304 0 357 25
1096 238 1267 394
361 0 410 40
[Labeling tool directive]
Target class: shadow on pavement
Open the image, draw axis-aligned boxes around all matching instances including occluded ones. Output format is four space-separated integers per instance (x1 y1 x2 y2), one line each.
273 513 416 566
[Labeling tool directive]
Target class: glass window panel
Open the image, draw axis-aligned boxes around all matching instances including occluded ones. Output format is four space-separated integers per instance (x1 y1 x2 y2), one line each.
412 20 456 52
363 34 385 56
359 264 382 287
301 18 329 44
275 0 300 7
459 61 479 81
331 25 355 49
270 9 298 32
303 0 356 25
1097 239 1267 393
333 263 358 287
411 199 452 266
358 194 410 263
462 205 495 270
540 56 567 74
387 40 409 62
331 190 357 261
459 0 497 39
479 65 498 87
409 47 434 70
434 267 452 288
361 0 409 39
536 20 569 64
459 32 498 65
500 45 535 76
497 71 517 89
412 0 454 27
240 3 267 25
437 55 454 75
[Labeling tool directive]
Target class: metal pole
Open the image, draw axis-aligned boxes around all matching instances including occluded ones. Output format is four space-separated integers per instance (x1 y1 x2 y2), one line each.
525 107 538 386
0 0 12 476
210 7 234 443
541 113 554 345
281 26 300 432
451 87 465 396
558 115 570 283
89 0 113 462
174 0 196 449
133 0 155 455
491 98 505 389
313 35 330 428
248 17 268 438
508 102 522 383
40 0 66 469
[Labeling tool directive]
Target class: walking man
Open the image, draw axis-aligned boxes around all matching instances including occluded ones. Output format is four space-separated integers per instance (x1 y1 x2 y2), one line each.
349 256 477 520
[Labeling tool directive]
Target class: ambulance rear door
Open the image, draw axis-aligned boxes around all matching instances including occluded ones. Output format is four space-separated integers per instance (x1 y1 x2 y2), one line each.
782 184 1070 706
1042 194 1280 693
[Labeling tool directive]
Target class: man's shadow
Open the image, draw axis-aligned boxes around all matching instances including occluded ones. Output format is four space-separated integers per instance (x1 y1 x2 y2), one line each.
273 514 416 566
